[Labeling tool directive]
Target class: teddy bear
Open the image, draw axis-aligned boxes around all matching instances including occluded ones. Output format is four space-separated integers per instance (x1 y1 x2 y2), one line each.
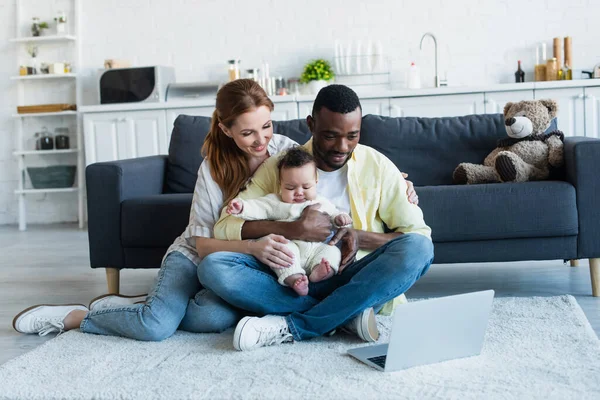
453 99 564 184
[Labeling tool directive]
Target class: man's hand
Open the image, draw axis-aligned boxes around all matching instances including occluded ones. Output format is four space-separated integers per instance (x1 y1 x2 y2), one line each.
334 213 352 228
294 204 332 242
329 227 359 273
402 172 419 205
226 199 243 215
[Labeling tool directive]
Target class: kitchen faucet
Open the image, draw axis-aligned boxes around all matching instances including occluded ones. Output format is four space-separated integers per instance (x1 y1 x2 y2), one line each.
419 32 448 87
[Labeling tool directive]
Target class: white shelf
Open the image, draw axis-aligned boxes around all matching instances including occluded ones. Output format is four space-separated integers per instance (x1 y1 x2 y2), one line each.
11 73 77 80
13 111 77 118
14 149 79 156
9 35 77 43
15 187 78 195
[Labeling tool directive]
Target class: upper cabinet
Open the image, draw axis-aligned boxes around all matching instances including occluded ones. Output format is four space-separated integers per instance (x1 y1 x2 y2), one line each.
534 87 585 137
390 93 485 118
484 90 534 114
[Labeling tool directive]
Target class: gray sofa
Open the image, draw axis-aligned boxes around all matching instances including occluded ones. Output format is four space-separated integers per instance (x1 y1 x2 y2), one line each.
86 113 600 296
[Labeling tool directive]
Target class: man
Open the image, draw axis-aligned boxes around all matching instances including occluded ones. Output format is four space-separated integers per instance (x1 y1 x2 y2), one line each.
198 84 433 351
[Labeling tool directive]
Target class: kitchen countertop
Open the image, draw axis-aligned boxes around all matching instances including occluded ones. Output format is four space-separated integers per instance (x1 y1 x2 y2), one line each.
79 79 600 113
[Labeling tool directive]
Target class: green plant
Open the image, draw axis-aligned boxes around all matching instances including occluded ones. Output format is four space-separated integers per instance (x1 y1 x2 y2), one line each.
300 59 335 83
54 17 67 23
39 22 49 29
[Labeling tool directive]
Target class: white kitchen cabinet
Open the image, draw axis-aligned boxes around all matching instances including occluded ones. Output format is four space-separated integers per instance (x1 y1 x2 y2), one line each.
83 110 167 166
271 102 299 121
534 88 585 137
584 87 600 139
484 90 534 114
297 98 390 119
165 106 214 144
390 93 485 118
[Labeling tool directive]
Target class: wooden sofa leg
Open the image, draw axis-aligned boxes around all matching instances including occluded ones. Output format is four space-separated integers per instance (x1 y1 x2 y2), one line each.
570 259 579 267
590 259 600 297
106 268 120 294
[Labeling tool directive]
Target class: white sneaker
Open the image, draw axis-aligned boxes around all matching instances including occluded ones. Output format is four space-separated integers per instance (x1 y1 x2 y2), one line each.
12 304 88 336
88 293 147 311
342 307 379 342
233 315 293 351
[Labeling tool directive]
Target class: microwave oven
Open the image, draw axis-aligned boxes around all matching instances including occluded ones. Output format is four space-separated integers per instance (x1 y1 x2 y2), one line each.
99 66 176 104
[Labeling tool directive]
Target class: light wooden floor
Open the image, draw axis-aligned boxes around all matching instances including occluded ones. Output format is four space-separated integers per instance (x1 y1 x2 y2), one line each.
1 224 599 366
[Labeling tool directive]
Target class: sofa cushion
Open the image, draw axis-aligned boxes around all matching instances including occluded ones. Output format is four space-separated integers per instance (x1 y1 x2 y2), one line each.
121 193 193 247
165 115 211 193
273 119 312 145
417 181 578 242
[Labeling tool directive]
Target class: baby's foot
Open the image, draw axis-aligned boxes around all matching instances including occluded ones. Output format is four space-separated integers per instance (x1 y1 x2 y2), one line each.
309 258 335 283
284 274 309 296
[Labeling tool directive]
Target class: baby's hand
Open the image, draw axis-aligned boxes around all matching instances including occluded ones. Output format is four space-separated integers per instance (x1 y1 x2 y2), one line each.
227 199 243 215
335 213 352 227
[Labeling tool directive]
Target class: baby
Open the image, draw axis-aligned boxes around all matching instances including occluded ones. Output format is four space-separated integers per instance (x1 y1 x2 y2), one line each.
227 147 352 296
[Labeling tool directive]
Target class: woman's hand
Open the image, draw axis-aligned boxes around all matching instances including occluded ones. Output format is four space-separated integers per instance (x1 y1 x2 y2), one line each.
329 227 359 273
294 204 333 242
226 199 243 215
402 172 419 205
247 234 295 270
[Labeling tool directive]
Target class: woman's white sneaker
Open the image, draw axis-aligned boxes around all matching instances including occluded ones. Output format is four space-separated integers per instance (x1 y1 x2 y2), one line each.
12 304 88 336
342 307 379 342
233 315 293 351
88 294 147 311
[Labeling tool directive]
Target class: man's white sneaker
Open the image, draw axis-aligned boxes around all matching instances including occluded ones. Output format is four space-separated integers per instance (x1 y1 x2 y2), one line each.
12 304 88 336
233 315 293 351
343 307 379 342
88 293 147 311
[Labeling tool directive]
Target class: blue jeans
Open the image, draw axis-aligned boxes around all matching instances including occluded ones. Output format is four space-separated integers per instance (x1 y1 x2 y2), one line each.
80 251 242 341
197 233 434 341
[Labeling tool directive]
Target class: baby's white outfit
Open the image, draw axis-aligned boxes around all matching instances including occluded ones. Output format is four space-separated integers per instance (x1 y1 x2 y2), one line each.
235 194 349 285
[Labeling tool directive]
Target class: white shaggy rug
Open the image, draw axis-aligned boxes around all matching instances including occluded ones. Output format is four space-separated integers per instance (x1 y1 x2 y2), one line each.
1 295 599 400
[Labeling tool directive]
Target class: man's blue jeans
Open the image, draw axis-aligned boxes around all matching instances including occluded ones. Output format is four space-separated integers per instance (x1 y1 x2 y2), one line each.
197 233 434 341
81 252 242 341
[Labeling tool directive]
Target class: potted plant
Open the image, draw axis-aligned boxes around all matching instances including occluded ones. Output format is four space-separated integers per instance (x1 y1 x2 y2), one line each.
31 17 49 37
54 11 67 34
300 59 335 94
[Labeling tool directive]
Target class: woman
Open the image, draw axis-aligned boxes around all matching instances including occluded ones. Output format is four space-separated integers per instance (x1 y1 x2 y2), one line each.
12 79 299 340
13 79 418 341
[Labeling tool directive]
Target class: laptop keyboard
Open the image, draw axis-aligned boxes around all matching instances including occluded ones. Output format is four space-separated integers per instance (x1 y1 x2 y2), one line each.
367 355 387 368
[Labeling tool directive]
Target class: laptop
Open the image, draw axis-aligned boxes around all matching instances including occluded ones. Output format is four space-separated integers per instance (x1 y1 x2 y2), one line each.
347 290 495 372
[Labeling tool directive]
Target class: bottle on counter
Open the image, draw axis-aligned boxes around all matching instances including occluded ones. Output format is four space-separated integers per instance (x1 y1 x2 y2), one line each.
407 62 421 89
515 60 525 82
228 60 240 81
564 37 573 80
546 57 558 81
534 42 547 82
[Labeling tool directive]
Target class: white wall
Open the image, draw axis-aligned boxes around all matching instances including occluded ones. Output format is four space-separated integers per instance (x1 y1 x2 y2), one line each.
1 0 598 225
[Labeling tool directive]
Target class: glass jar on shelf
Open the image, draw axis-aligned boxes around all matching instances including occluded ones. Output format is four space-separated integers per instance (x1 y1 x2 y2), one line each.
54 127 70 149
31 17 41 36
39 127 54 150
63 62 72 73
55 11 67 34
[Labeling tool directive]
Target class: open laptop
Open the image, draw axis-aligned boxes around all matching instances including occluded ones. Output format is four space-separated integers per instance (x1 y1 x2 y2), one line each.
347 290 495 372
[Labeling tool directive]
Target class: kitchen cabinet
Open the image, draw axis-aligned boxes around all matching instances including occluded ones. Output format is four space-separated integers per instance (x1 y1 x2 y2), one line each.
484 90 534 114
297 98 390 120
165 106 214 144
390 93 485 118
83 110 167 166
534 88 585 137
584 87 600 139
271 102 299 121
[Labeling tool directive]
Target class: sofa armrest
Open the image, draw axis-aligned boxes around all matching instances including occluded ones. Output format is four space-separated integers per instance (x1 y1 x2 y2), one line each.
86 156 168 269
564 137 600 258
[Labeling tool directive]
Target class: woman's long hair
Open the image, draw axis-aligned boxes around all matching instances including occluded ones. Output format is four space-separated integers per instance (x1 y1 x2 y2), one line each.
201 79 274 205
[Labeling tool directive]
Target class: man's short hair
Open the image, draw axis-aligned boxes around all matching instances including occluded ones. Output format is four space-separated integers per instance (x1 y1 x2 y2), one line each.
312 84 362 116
277 146 315 173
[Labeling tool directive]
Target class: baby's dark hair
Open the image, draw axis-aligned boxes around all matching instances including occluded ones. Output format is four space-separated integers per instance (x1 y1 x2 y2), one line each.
277 147 316 175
